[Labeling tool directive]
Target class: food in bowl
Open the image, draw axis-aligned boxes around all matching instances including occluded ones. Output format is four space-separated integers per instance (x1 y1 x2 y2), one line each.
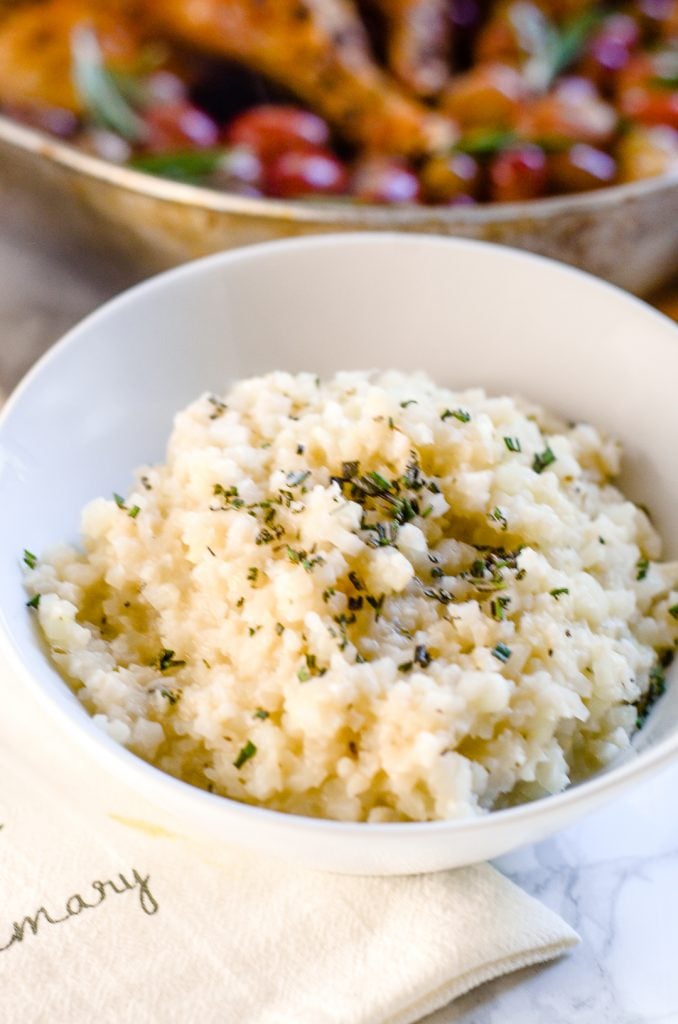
23 370 678 822
1 1 677 205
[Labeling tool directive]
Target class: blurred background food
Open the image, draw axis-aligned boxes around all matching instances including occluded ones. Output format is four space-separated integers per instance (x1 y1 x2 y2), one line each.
1 0 677 204
0 0 676 295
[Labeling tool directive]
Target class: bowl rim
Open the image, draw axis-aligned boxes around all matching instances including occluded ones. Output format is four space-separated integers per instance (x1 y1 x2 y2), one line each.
2 112 678 227
3 230 678 838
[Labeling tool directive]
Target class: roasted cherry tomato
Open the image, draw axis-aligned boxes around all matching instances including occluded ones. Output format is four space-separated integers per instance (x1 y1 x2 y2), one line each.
226 105 331 161
264 148 348 198
351 157 421 203
143 100 219 152
489 144 548 202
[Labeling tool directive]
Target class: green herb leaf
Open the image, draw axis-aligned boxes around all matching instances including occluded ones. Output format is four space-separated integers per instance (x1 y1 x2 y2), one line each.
113 493 126 509
129 149 229 183
159 649 186 672
504 436 522 453
253 708 269 720
532 447 556 474
441 408 471 423
454 129 518 156
636 557 650 581
550 588 570 599
286 470 311 487
489 596 510 621
233 739 257 769
23 549 37 570
367 471 392 492
492 642 512 664
490 507 508 531
72 26 146 142
26 593 41 610
414 644 431 668
669 604 678 620
128 505 141 519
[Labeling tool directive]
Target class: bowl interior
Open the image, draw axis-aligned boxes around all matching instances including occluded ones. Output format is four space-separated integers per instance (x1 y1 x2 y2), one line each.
1 233 678 781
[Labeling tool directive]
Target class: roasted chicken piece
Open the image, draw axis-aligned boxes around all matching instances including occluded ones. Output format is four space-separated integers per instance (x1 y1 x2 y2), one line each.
0 0 454 156
145 0 453 154
369 0 451 97
0 0 138 111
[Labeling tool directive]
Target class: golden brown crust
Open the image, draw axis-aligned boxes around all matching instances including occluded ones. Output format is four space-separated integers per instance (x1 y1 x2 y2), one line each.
145 0 453 154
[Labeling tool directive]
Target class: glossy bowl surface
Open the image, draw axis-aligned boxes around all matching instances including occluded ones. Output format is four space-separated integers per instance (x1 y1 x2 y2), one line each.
1 115 677 292
1 233 678 875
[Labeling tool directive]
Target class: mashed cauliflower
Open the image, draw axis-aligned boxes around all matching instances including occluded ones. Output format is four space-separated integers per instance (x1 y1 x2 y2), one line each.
24 371 678 822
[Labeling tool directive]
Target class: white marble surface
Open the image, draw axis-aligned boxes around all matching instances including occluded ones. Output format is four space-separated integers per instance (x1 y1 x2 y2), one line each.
2 214 677 1024
429 759 678 1024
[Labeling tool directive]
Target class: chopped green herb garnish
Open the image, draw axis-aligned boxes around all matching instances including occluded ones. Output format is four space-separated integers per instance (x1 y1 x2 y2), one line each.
532 447 556 474
441 408 471 423
113 493 126 509
253 708 269 720
636 558 650 581
367 471 392 492
421 505 434 518
128 505 140 519
365 593 385 619
490 507 508 531
414 645 431 668
160 688 179 705
296 444 305 455
322 588 336 603
297 666 311 682
635 662 667 728
247 567 259 583
492 643 512 664
669 604 678 620
504 437 522 453
398 661 413 673
490 596 510 621
286 470 311 487
275 622 285 635
23 549 37 570
26 593 40 609
348 571 365 591
233 739 257 769
550 588 570 599
400 400 417 408
159 649 186 672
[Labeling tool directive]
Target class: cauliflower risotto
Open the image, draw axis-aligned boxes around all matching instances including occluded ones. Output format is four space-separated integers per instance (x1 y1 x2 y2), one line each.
24 371 678 822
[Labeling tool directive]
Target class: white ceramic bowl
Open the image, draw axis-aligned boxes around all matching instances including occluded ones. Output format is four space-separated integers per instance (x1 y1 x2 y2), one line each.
1 234 678 876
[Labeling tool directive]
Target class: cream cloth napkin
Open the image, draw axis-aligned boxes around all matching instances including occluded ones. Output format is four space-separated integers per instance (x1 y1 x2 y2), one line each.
0 667 578 1024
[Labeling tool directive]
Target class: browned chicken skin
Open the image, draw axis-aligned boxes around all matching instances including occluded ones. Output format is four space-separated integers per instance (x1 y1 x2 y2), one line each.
369 0 451 97
0 0 139 111
146 0 453 154
0 0 454 155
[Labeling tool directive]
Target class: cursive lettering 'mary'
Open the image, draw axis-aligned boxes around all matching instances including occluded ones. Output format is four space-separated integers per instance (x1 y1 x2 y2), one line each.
0 868 158 954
